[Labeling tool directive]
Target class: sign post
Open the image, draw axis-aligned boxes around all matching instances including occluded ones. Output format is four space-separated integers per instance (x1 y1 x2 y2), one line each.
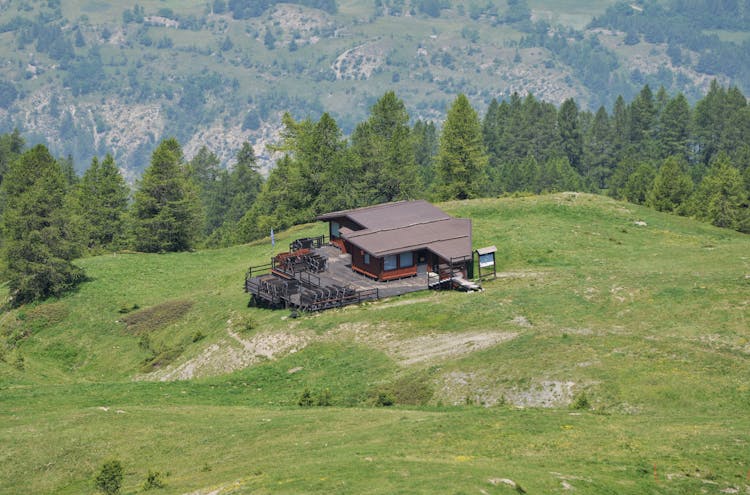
475 246 497 280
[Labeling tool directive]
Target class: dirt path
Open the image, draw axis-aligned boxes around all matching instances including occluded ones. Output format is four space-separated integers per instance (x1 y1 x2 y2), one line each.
141 322 519 381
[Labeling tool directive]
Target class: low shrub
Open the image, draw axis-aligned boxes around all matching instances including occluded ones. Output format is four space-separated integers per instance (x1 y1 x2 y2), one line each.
95 459 123 495
142 469 165 490
572 391 590 410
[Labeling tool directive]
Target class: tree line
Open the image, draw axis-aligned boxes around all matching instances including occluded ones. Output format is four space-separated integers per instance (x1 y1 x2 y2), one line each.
1 83 749 306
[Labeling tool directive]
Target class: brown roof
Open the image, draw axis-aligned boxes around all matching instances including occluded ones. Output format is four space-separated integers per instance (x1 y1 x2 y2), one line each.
317 200 451 230
318 201 472 261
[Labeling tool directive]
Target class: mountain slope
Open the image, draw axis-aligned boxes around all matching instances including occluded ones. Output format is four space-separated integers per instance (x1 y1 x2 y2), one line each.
1 193 749 494
0 0 745 174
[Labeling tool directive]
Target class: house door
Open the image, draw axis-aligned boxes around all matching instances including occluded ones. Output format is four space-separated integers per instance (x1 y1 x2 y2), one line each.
417 251 428 274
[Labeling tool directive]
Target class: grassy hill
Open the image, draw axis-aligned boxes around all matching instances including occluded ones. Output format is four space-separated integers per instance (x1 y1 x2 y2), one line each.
2 193 749 494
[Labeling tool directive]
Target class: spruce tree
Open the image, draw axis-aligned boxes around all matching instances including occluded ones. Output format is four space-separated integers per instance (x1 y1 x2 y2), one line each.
691 153 748 230
536 157 581 193
1 144 85 306
629 85 656 146
611 95 629 163
501 154 539 193
622 162 656 205
436 94 488 200
558 98 583 175
74 154 129 250
352 91 418 203
412 119 438 191
646 156 693 213
188 146 222 235
482 99 512 194
225 142 263 224
0 129 24 188
235 114 349 243
658 93 691 160
130 138 202 252
583 106 614 189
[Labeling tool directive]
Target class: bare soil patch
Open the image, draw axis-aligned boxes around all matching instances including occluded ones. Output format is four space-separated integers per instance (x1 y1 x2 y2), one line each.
142 326 310 382
389 332 518 366
437 373 578 408
120 300 194 334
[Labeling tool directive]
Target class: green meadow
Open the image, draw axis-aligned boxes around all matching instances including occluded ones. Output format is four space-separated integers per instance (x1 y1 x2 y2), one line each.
2 193 749 494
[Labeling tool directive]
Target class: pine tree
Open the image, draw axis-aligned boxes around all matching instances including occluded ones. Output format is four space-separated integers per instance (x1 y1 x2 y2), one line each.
412 119 438 191
130 138 202 252
608 157 639 200
0 129 24 188
59 154 79 188
646 156 694 213
629 85 657 159
501 93 525 163
235 114 349 244
536 157 581 193
558 98 583 175
1 144 85 306
622 162 656 205
482 99 512 194
224 142 263 225
658 93 691 160
690 153 748 230
611 95 629 163
629 85 655 142
435 94 488 200
583 106 614 189
519 94 560 164
501 154 539 193
74 154 129 250
352 91 418 203
188 146 222 235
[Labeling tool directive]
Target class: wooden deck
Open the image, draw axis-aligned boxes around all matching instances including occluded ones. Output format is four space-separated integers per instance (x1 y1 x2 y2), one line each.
245 244 431 311
317 245 429 299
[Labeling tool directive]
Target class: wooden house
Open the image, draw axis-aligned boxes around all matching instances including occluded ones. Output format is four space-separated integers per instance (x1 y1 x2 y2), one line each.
317 200 473 282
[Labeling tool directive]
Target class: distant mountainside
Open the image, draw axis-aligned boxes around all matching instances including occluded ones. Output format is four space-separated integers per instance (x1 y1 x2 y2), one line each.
0 0 747 175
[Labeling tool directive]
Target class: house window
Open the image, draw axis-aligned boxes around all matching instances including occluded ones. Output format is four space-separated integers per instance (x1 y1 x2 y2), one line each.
364 253 370 265
331 221 340 238
399 252 413 267
384 255 397 271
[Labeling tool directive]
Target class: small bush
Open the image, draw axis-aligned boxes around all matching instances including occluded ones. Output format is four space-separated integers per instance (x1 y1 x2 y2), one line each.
13 351 25 371
191 331 205 343
298 388 314 407
238 315 255 333
375 391 394 407
95 459 123 495
142 469 165 490
118 304 139 314
572 391 590 410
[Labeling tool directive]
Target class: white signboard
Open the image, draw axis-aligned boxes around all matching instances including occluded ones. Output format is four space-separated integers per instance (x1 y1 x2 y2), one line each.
479 253 495 268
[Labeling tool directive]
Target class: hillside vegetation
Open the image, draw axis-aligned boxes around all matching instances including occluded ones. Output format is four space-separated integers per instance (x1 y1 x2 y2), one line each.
2 193 749 494
0 0 746 172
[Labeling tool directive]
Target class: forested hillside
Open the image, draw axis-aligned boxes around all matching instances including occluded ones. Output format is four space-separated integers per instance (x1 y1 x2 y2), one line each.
0 0 748 173
1 81 748 308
